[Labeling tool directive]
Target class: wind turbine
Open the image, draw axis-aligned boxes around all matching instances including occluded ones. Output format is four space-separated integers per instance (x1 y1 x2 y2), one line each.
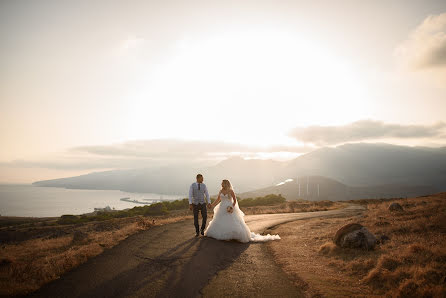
306 176 309 196
296 176 299 196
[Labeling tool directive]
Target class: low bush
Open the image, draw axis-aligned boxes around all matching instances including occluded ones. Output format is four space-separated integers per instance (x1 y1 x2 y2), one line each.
238 194 286 207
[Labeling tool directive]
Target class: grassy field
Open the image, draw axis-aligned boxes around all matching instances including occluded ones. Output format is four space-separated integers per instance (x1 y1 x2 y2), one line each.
266 192 446 297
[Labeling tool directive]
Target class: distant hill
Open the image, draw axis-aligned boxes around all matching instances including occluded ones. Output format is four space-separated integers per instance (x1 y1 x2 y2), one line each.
280 143 446 190
238 175 436 201
33 142 446 197
32 157 284 195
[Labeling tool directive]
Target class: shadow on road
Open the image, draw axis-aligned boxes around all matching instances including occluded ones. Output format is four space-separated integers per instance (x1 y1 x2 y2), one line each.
80 236 249 297
157 237 250 297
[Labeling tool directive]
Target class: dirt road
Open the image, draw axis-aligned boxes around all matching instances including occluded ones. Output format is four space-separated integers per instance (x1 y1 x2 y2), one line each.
27 204 365 298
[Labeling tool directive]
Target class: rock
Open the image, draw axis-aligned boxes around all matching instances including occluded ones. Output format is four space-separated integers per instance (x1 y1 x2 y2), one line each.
423 270 442 284
343 228 377 250
402 202 416 208
0 258 12 267
48 229 70 239
93 221 119 232
377 234 390 244
374 221 390 226
333 223 363 246
72 230 88 243
333 223 377 250
341 228 377 250
137 218 153 230
389 202 404 212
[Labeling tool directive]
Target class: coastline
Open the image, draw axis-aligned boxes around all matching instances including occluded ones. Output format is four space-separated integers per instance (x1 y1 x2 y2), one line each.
0 184 184 217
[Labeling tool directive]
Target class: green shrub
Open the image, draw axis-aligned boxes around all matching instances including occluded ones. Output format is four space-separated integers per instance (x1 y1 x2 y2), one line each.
238 194 286 207
143 202 169 215
162 198 190 211
57 214 79 225
56 197 201 223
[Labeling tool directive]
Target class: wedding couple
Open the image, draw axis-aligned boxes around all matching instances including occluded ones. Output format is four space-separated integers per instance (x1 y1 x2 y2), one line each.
188 174 280 243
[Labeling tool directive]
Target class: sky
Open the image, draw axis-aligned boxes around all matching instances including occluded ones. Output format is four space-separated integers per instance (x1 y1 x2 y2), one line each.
1 0 446 183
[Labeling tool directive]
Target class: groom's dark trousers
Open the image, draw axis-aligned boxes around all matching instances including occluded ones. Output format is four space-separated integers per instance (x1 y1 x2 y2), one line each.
192 203 207 233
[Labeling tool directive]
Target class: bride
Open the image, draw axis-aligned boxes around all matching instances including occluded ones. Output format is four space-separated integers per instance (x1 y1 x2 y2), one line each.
204 179 280 243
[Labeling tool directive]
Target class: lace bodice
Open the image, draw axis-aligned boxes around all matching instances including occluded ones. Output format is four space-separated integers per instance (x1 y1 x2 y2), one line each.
220 192 232 201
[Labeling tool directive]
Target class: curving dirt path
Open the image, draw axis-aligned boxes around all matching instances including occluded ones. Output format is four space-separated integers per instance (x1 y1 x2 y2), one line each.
26 205 365 298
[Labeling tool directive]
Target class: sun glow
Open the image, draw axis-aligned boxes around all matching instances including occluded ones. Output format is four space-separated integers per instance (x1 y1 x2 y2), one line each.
126 28 369 147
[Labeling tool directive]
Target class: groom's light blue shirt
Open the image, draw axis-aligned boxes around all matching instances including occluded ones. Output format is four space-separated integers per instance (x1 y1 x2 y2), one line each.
189 182 211 205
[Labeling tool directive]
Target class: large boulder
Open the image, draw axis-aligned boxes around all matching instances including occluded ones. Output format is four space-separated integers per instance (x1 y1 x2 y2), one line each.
333 223 362 245
333 223 377 250
388 202 404 212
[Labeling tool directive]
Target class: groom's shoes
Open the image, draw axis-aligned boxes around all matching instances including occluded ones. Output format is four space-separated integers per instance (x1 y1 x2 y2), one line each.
195 231 199 237
200 229 204 236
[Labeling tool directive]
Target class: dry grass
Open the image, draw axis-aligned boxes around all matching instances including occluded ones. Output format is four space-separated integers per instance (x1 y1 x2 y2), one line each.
241 200 345 215
266 192 446 297
0 214 192 296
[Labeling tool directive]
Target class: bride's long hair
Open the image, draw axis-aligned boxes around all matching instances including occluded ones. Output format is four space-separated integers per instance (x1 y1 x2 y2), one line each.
220 179 241 212
221 179 233 192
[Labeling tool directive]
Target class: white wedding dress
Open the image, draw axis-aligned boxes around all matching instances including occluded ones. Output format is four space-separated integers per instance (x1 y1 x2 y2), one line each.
204 193 281 243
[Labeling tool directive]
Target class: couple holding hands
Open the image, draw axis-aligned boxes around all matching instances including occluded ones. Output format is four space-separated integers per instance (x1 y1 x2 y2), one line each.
189 174 280 243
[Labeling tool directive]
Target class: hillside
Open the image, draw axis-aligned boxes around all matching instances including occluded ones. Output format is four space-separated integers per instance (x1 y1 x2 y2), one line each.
281 142 446 189
238 175 436 201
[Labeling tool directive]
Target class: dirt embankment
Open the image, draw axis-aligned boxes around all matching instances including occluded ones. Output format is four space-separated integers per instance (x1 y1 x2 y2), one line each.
0 214 190 296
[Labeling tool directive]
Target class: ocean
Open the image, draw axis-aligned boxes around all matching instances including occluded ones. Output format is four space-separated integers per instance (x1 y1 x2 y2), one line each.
0 184 184 217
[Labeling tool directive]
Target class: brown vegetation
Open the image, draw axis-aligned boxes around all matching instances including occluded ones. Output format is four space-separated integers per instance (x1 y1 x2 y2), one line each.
0 214 192 296
267 192 446 297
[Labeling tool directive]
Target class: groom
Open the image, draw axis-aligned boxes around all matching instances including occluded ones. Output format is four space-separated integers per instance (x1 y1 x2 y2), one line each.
189 174 212 236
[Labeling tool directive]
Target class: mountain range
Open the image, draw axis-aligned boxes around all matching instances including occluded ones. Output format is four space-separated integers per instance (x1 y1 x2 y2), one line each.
32 142 446 200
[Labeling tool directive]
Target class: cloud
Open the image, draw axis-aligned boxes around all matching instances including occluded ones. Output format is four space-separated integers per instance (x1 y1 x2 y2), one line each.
395 12 446 69
288 120 446 146
70 139 254 158
70 139 313 160
0 157 135 170
121 37 145 50
1 139 313 171
109 37 149 59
